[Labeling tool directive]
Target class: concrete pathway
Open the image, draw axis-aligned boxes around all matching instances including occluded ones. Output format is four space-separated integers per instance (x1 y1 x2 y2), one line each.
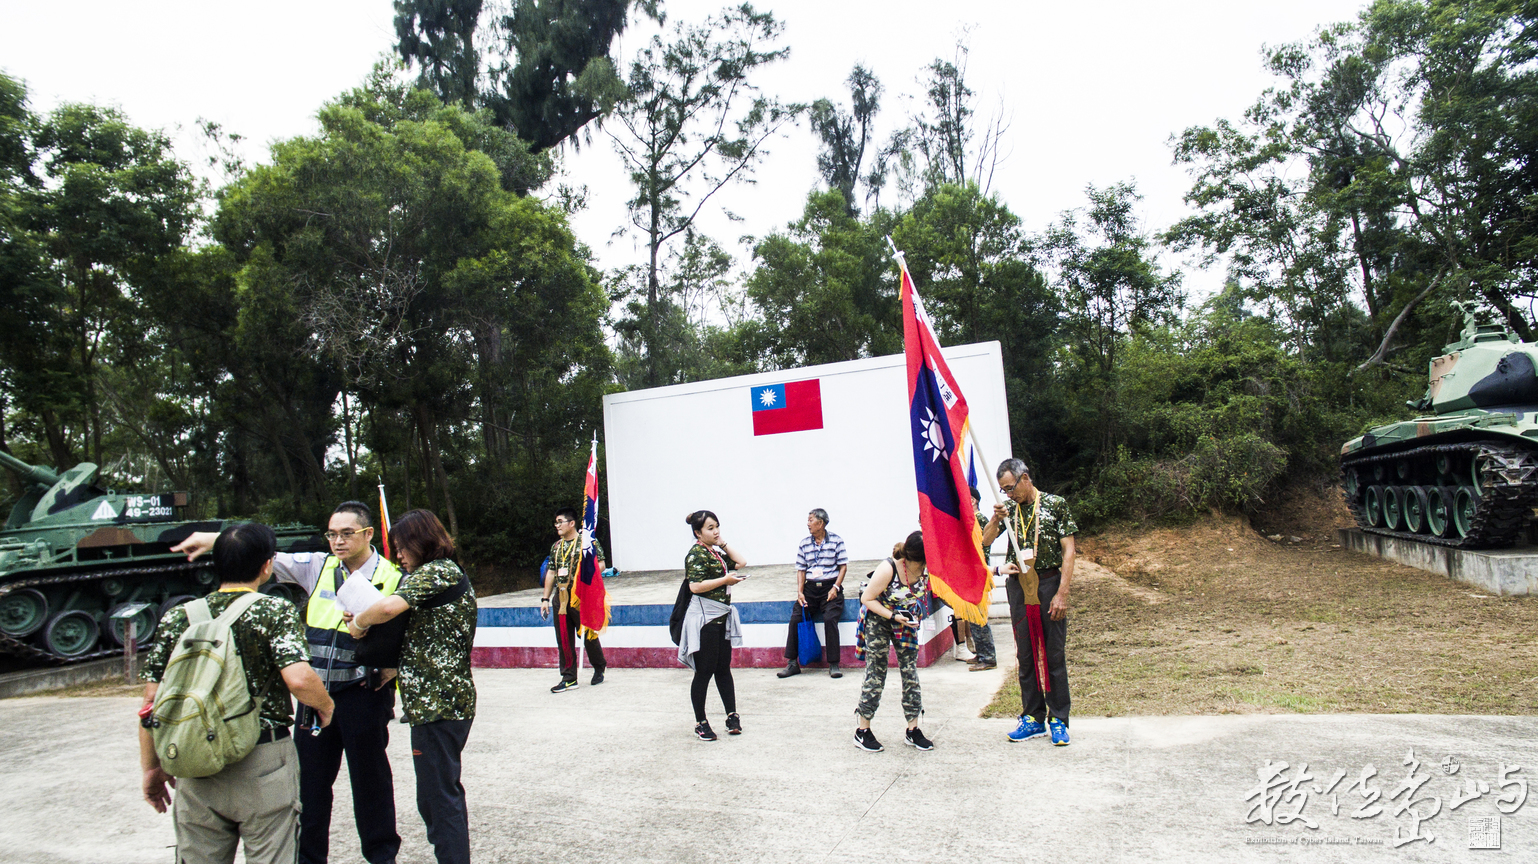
1 623 1533 863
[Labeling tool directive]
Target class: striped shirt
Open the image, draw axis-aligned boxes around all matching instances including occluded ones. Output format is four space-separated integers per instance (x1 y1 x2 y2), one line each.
795 532 849 581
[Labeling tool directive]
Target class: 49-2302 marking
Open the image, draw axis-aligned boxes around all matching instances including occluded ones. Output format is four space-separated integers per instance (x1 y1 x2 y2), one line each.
121 496 174 520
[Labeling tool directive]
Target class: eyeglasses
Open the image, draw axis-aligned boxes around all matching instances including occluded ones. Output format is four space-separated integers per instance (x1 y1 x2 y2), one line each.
324 529 371 542
554 519 574 526
1000 480 1027 494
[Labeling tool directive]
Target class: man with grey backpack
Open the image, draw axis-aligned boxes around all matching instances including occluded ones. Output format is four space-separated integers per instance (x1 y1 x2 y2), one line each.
137 523 336 864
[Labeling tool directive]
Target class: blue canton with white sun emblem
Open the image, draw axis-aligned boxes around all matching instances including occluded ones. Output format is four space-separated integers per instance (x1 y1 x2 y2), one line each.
751 383 786 412
911 364 963 518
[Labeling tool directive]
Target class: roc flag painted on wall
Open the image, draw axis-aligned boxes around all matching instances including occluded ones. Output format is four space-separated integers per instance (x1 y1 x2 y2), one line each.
572 435 610 638
899 257 991 624
751 379 824 436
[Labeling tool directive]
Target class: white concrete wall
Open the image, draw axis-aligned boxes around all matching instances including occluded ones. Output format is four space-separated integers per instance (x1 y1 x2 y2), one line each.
602 342 1013 572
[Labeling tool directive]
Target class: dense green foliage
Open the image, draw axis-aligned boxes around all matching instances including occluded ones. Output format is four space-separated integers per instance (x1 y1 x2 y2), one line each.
4 0 1535 581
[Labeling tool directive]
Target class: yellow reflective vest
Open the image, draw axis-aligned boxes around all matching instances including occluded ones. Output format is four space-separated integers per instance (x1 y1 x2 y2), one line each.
306 552 404 632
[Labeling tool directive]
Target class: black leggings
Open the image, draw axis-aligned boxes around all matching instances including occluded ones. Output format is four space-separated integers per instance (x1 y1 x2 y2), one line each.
691 618 736 722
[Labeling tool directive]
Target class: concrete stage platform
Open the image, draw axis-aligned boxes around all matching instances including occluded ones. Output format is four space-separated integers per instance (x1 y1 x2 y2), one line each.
472 558 1008 670
1339 528 1538 595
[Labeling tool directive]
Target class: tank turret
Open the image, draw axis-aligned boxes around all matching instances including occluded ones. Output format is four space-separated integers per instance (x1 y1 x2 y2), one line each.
1341 303 1538 547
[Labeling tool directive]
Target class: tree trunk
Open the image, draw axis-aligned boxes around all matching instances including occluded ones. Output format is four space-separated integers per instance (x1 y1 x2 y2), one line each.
38 408 76 469
413 405 459 537
342 388 357 499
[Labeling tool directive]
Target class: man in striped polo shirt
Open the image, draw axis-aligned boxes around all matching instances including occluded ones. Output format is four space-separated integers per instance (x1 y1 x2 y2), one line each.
778 508 850 679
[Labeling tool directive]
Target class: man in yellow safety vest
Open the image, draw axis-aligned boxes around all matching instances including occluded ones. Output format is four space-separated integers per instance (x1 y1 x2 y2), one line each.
172 501 404 863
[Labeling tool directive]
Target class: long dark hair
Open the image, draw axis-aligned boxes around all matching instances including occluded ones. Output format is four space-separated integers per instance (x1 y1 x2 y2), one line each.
390 509 456 568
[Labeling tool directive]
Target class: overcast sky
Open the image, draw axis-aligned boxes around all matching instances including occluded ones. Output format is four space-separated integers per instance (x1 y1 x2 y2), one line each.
0 0 1371 301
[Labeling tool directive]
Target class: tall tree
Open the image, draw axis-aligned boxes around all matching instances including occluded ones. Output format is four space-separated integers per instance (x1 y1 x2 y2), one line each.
0 83 198 469
394 0 661 151
608 3 799 387
809 65 882 215
1168 0 1538 371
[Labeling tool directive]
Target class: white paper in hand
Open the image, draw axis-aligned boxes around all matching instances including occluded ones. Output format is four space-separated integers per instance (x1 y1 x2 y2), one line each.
336 573 384 617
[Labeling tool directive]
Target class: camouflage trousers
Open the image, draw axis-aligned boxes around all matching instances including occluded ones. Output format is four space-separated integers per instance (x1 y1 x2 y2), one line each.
855 615 922 722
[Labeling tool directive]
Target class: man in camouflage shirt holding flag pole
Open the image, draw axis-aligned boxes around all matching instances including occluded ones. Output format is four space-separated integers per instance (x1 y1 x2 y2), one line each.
982 458 1078 746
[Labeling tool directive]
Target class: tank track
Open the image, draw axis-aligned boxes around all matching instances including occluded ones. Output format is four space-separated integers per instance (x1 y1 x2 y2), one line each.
1341 441 1538 548
0 560 213 665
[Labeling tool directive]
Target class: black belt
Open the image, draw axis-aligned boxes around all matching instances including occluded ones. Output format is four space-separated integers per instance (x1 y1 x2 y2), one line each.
256 726 292 745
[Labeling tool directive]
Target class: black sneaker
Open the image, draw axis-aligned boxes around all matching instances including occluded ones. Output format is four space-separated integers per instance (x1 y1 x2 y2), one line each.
725 713 742 735
828 665 843 678
854 728 883 752
694 721 718 741
776 663 801 679
550 679 578 694
905 727 934 751
590 670 605 686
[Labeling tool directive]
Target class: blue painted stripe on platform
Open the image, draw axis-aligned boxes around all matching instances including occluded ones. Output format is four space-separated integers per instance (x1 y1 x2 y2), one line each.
478 599 862 628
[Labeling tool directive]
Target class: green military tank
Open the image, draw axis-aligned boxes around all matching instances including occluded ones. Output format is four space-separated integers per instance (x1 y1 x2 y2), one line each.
0 452 322 664
1341 302 1538 548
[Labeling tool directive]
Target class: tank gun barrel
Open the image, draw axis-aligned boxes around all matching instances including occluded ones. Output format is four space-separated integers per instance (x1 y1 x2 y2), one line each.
0 451 61 488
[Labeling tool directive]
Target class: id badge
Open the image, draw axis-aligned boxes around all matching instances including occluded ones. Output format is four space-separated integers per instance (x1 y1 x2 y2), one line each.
557 567 570 577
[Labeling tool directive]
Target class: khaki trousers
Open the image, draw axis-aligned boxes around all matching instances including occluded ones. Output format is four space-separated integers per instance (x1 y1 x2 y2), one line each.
173 736 301 864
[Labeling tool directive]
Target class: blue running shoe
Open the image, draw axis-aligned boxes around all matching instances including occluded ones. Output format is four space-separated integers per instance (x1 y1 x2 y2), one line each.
1049 718 1070 746
1007 715 1046 742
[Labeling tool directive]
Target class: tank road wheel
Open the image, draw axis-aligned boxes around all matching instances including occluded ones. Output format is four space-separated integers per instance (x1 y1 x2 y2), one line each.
1427 487 1455 537
1453 486 1480 538
158 595 196 623
1471 455 1486 498
1384 486 1406 531
1404 486 1431 533
1344 468 1361 499
1364 486 1385 527
0 588 49 638
39 610 100 659
106 602 159 647
260 581 306 609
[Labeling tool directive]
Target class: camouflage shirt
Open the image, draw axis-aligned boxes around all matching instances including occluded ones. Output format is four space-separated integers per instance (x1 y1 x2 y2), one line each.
396 558 478 725
141 590 310 729
1003 493 1078 571
685 543 738 604
548 538 606 590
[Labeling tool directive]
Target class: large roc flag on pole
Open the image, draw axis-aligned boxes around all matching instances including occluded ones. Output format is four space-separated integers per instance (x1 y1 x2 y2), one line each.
572 434 610 638
895 244 991 624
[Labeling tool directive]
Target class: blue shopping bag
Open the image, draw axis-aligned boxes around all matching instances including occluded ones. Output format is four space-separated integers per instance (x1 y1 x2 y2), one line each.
797 602 822 666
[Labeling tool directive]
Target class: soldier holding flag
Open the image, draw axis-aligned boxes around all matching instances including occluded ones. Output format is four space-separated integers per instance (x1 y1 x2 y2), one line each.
541 507 608 691
541 436 611 692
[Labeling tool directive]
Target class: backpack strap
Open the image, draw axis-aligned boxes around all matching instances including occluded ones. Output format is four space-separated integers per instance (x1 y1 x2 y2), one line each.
418 574 470 610
212 591 265 627
185 598 214 625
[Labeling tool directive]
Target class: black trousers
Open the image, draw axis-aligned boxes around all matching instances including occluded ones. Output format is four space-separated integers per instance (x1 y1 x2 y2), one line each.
297 679 400 864
783 580 843 664
411 718 473 864
555 603 605 680
1007 570 1071 725
691 618 736 722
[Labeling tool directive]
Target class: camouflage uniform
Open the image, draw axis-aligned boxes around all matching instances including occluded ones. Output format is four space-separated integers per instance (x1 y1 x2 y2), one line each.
1002 492 1077 726
855 615 922 722
685 543 736 606
141 589 310 864
1002 493 1078 570
141 590 309 729
548 537 606 679
854 563 926 723
395 558 478 725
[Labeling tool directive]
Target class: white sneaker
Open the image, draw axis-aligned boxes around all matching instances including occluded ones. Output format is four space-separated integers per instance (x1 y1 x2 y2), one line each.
953 644 976 661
